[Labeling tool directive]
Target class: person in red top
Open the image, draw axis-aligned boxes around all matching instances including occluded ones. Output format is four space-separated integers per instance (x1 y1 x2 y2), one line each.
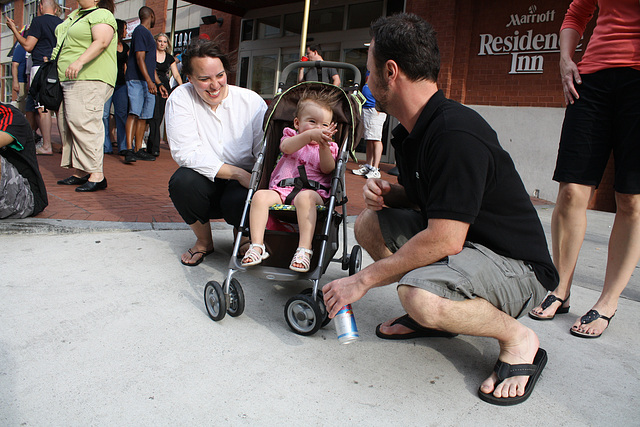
528 0 640 339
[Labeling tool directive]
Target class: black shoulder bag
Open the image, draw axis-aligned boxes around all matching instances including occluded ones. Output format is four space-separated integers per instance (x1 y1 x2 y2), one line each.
29 9 97 112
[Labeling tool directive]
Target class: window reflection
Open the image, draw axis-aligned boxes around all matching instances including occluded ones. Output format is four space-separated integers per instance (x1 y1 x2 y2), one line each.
252 55 277 95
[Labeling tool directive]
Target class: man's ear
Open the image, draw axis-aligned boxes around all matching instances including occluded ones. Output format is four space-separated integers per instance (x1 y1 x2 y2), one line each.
386 60 399 83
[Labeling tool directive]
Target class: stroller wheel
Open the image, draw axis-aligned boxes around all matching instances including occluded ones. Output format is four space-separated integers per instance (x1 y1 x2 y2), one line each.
349 245 363 276
204 281 226 322
301 288 331 327
225 278 245 317
284 294 323 336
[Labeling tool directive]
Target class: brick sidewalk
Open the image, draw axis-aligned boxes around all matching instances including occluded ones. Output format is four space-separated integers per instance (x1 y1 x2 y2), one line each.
34 123 550 223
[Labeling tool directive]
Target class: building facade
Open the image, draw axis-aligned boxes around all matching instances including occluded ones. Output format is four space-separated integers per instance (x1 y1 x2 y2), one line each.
1 0 611 208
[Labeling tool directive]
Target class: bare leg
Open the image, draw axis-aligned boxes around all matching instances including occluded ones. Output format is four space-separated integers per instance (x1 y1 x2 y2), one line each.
134 119 147 152
293 190 323 248
181 221 214 264
247 189 281 246
35 108 52 153
530 182 593 318
397 285 540 400
571 192 640 335
366 139 383 169
125 114 137 150
354 208 393 261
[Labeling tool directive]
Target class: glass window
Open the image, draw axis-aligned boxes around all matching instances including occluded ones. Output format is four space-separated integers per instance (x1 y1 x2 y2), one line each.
308 7 344 33
279 51 300 89
283 12 302 37
342 48 368 88
251 54 277 96
257 16 281 39
241 20 254 42
3 64 12 103
347 1 383 29
24 0 37 26
2 3 14 21
239 57 249 88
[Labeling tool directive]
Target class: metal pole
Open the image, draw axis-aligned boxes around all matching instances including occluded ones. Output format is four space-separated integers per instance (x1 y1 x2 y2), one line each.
169 0 178 55
299 0 310 59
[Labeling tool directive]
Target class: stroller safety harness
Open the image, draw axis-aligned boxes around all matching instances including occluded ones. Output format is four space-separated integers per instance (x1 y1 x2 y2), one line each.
277 164 330 205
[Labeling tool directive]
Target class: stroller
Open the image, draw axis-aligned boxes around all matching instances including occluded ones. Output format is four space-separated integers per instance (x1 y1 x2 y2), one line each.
203 61 365 336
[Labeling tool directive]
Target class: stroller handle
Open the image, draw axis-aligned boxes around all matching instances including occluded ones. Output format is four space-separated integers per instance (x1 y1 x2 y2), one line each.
279 61 362 92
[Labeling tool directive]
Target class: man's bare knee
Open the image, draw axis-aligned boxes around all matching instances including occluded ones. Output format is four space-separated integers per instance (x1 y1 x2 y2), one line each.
398 284 446 328
354 209 391 260
615 192 640 218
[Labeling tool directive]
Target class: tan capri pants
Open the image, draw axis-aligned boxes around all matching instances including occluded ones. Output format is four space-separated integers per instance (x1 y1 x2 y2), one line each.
59 80 113 173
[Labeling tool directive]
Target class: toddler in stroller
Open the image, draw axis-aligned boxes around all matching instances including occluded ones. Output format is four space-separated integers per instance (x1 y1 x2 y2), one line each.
203 62 364 335
241 87 340 273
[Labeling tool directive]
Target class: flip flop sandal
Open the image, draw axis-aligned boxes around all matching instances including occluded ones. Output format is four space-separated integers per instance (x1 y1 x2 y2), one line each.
528 293 570 321
289 247 313 272
181 248 214 267
478 348 548 406
570 309 615 339
241 243 270 267
375 314 458 339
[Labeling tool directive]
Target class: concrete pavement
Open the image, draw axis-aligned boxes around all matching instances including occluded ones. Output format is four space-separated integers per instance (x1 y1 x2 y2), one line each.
0 206 638 425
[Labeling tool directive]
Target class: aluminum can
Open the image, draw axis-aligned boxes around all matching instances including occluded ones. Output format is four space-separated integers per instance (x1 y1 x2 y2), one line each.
334 304 359 344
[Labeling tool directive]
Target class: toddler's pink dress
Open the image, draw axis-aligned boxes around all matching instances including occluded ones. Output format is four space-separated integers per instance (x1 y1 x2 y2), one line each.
269 127 339 202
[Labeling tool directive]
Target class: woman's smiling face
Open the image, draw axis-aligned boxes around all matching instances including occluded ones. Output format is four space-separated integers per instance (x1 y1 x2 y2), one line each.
188 56 229 111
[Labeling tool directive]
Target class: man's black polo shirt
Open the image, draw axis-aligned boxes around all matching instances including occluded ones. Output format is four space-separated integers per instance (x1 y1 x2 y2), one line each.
391 90 558 291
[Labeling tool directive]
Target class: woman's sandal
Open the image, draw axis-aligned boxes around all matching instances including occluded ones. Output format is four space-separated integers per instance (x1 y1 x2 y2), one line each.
570 309 615 339
289 247 313 273
241 243 270 267
528 293 570 321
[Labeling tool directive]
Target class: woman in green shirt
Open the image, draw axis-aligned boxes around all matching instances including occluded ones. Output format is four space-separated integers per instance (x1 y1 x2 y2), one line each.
53 0 117 192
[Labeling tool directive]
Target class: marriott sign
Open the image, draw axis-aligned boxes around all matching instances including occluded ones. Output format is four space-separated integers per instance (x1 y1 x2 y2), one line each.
478 5 580 75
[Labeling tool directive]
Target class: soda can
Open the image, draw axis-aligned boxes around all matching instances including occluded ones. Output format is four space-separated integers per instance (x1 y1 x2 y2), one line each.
334 304 359 344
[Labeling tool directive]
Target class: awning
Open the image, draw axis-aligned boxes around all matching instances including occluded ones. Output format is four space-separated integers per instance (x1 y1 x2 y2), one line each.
171 0 312 58
185 0 301 16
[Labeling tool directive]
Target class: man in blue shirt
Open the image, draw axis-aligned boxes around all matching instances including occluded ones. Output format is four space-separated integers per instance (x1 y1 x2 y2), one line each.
123 6 167 164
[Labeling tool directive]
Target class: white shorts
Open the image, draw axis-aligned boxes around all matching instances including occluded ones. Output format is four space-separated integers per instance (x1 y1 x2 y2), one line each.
30 66 45 110
363 107 387 141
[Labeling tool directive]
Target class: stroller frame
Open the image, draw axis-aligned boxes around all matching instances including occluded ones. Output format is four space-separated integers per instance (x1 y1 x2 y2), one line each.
204 61 364 336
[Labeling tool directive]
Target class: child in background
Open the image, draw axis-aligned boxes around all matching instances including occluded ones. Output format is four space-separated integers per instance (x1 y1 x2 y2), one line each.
242 88 339 272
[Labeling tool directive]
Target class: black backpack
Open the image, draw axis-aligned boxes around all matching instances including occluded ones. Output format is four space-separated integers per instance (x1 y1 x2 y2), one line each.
29 59 62 111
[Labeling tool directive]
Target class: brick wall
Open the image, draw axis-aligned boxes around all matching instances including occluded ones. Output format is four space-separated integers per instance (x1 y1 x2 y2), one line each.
146 0 168 37
410 0 596 108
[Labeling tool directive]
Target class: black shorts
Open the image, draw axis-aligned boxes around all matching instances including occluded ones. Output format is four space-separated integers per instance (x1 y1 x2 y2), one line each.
553 67 640 193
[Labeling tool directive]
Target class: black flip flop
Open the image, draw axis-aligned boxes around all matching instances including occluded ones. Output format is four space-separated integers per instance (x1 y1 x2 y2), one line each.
375 314 458 340
478 347 548 406
570 309 614 338
181 248 214 267
528 294 570 321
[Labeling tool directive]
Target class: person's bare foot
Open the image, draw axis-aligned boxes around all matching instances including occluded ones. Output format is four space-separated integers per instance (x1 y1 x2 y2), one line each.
529 291 570 319
377 316 415 336
570 304 616 337
36 146 53 155
181 243 214 265
479 327 540 399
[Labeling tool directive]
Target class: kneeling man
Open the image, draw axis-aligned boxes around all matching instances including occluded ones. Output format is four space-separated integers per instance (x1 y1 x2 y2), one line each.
323 13 558 406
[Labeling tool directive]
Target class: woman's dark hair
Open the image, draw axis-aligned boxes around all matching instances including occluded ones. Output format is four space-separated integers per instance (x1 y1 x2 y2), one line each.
370 13 440 83
181 38 233 77
116 19 126 42
97 0 115 13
